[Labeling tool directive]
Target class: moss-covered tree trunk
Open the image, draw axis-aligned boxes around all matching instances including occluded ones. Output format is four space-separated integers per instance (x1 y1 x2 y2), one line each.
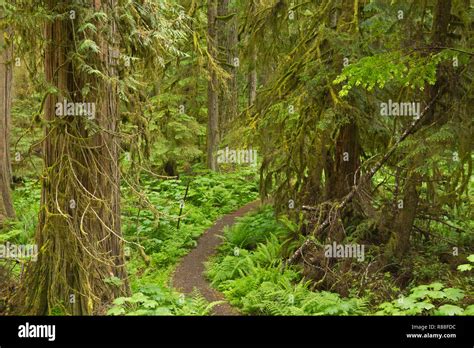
207 0 219 170
326 120 361 200
248 44 257 106
217 0 238 137
0 23 15 222
325 3 361 202
19 0 130 315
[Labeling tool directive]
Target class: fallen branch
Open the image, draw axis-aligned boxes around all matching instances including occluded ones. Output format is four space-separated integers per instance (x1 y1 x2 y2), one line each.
138 246 151 266
301 205 318 211
287 91 441 265
414 225 457 244
419 215 467 233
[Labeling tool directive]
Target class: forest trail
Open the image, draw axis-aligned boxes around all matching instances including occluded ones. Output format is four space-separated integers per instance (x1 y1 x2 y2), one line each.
172 200 260 315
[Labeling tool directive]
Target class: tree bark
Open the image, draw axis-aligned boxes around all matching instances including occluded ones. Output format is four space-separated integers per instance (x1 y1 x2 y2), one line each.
217 0 238 135
19 0 129 315
326 120 360 200
248 43 257 106
386 172 420 258
324 2 361 202
0 23 15 222
207 0 219 170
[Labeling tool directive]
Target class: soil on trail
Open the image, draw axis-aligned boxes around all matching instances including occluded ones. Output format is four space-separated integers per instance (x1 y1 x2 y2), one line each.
172 200 260 315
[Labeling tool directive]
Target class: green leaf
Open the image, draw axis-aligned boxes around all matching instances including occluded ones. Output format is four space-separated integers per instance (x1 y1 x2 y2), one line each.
463 305 474 315
0 229 23 243
78 39 100 54
415 302 435 311
426 290 446 299
107 306 125 316
128 292 148 304
436 304 464 316
154 307 173 315
457 264 472 272
143 299 158 309
104 276 123 287
77 22 97 34
443 288 464 301
113 297 127 305
396 296 416 309
428 282 444 291
127 309 150 316
410 288 431 300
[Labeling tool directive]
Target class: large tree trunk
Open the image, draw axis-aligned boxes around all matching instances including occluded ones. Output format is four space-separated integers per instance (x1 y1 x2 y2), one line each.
217 0 238 136
19 0 129 315
385 172 421 259
207 0 219 170
324 3 361 202
326 120 360 200
0 24 15 222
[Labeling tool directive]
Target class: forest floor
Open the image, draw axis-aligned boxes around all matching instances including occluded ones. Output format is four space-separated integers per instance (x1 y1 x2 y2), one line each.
172 200 260 315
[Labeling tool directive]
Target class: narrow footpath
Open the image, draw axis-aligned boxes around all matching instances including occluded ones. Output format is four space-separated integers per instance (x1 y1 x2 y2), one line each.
172 200 260 315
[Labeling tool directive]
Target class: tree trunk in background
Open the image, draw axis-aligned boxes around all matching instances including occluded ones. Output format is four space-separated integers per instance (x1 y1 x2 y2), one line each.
385 0 452 261
218 0 240 132
0 25 15 222
207 0 219 170
228 9 238 125
248 43 257 106
19 0 129 315
217 0 238 135
217 0 228 136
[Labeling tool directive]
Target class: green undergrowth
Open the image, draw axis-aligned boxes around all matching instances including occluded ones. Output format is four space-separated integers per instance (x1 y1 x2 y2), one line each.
2 166 258 315
206 205 367 315
1 179 41 244
119 166 259 314
107 285 222 316
376 281 474 315
206 205 473 316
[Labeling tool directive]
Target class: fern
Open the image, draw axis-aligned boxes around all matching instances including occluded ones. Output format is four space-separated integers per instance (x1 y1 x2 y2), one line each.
175 290 223 316
224 205 288 249
207 206 367 316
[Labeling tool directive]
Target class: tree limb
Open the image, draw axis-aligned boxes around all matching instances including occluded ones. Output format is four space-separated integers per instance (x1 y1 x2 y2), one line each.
287 90 442 265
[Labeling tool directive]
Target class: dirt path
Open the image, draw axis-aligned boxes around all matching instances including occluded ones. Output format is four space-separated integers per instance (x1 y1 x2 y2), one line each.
172 200 260 315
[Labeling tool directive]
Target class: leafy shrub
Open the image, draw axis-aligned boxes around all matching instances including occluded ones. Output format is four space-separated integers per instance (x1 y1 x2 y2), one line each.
107 285 221 316
375 282 471 315
457 254 474 272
